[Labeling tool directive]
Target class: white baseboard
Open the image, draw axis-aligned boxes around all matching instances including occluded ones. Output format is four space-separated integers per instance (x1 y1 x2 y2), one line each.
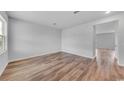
9 49 94 63
9 50 60 62
61 49 94 59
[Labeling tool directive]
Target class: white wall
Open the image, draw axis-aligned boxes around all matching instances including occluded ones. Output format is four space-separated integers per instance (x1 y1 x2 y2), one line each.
0 11 8 76
62 13 124 65
8 18 61 62
62 24 93 58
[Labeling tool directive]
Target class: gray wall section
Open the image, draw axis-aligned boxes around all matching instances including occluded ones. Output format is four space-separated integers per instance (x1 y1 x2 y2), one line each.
96 33 115 49
0 11 8 76
95 20 118 34
8 18 61 62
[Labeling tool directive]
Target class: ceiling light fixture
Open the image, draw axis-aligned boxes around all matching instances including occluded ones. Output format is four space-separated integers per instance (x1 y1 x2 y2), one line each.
73 11 80 14
105 11 111 14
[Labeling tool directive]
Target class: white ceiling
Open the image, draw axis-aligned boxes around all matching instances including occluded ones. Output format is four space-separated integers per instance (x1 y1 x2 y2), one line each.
7 11 122 30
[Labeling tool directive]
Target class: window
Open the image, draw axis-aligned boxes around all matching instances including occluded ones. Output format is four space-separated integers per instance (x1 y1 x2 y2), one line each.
0 15 6 55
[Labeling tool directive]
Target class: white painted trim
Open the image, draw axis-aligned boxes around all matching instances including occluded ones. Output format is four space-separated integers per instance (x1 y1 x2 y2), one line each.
0 60 8 76
0 14 7 56
61 50 94 59
9 50 60 62
0 14 6 22
0 13 8 76
9 50 94 63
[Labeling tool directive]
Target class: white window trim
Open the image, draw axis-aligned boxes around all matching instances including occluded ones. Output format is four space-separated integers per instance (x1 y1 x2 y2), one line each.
0 14 7 55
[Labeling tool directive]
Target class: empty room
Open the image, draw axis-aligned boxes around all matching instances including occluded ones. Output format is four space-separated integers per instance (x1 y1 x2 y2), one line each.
0 11 124 81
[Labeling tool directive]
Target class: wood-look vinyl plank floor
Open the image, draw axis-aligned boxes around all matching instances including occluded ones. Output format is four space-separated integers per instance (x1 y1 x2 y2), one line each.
0 52 124 81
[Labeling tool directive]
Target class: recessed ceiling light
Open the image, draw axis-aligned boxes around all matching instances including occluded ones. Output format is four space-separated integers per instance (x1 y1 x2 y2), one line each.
105 11 111 14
